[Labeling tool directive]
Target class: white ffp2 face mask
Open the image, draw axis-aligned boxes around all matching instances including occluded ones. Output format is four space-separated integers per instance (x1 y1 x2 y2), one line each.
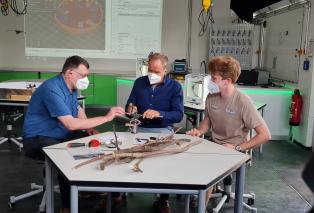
76 77 89 90
207 80 220 94
148 73 161 85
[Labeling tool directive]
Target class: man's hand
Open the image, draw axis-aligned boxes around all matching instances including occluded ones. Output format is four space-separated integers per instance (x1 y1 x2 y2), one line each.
106 106 125 122
127 103 138 114
222 143 235 150
87 128 99 135
143 109 160 119
186 128 202 137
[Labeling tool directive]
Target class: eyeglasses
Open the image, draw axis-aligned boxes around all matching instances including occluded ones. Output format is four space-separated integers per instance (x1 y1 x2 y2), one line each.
71 69 88 78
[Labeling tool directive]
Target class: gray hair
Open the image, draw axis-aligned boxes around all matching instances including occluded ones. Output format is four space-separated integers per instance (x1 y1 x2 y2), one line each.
148 52 168 69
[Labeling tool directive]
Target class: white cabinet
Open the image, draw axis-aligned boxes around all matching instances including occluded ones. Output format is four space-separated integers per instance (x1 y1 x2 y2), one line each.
239 87 292 140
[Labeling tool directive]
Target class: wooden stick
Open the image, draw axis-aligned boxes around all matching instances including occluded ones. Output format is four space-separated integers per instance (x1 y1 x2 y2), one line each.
73 140 202 170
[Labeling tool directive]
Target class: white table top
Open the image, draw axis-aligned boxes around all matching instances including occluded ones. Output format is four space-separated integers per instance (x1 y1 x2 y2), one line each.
43 132 249 190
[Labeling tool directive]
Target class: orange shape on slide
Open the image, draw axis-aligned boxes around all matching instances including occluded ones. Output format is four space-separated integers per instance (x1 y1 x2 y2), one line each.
54 0 104 34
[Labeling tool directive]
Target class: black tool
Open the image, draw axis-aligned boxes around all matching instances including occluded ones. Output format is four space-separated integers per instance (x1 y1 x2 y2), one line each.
136 138 149 143
67 142 85 148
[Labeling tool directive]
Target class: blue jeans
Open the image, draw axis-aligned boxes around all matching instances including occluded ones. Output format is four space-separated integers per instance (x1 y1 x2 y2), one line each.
137 126 174 134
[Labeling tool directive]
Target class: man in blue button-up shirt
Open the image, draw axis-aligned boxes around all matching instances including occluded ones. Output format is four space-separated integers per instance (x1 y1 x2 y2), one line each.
126 53 184 212
23 55 125 213
126 52 184 134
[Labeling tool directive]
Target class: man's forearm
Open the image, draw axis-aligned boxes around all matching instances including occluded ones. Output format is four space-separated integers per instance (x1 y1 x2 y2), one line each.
159 110 183 123
198 117 210 135
240 133 270 151
62 116 108 131
240 123 271 151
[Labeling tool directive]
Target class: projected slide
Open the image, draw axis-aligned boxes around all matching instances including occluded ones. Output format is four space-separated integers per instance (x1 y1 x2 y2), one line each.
25 0 162 59
25 0 106 54
54 0 104 34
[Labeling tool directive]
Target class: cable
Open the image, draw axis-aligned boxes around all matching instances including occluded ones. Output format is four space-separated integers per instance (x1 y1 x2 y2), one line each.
9 0 27 15
1 0 9 16
1 0 27 16
200 60 207 74
198 1 214 36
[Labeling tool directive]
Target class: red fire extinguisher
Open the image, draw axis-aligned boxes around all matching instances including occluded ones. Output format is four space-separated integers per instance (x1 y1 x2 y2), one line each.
289 89 302 126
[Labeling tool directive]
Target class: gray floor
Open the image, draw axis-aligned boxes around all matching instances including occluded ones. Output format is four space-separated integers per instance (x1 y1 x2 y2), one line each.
0 108 313 213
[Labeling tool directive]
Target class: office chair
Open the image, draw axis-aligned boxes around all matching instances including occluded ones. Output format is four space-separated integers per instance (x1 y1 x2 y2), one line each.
210 174 256 213
209 130 259 213
188 173 256 213
0 106 24 150
8 158 59 212
187 140 257 212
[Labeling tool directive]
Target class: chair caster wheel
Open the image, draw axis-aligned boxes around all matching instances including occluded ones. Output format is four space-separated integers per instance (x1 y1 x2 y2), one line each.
247 198 254 205
251 208 257 213
8 202 15 210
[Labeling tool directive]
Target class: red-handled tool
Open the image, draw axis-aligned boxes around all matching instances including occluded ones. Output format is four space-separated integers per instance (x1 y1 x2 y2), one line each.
88 139 101 147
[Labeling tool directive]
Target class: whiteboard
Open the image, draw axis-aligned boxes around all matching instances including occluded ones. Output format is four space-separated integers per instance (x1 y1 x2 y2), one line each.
263 7 305 82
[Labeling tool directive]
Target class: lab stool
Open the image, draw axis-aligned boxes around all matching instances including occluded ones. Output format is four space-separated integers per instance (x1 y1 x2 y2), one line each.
0 107 24 151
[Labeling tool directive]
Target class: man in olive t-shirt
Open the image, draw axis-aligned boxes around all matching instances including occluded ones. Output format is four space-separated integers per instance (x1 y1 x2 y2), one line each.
186 56 271 207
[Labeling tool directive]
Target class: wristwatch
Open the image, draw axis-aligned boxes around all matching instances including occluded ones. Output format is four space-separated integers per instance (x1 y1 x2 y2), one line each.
235 145 242 152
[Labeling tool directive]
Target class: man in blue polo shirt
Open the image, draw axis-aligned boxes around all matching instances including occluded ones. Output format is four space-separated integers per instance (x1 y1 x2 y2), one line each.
23 55 125 213
126 52 184 134
126 52 184 212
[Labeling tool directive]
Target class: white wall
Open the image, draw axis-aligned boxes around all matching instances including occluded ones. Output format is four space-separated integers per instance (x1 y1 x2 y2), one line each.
263 7 304 82
307 0 314 150
0 0 237 75
161 0 188 71
190 0 236 73
292 0 314 149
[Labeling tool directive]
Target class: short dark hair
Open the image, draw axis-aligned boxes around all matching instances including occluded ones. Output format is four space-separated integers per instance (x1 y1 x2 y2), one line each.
61 55 89 73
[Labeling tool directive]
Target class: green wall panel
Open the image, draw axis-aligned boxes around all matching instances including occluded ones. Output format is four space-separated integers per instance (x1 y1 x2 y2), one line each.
0 71 118 107
40 72 58 79
83 96 94 105
81 83 94 105
94 75 116 106
0 71 38 82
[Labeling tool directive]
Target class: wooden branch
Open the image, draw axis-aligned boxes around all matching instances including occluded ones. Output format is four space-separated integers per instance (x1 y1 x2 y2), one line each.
74 140 202 170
